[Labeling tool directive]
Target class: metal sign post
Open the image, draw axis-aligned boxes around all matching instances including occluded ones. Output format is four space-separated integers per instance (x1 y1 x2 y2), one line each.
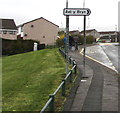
65 0 69 74
83 15 86 77
63 2 91 76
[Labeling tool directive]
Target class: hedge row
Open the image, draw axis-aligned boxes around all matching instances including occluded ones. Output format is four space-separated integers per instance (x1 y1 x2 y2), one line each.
56 35 94 47
2 38 45 56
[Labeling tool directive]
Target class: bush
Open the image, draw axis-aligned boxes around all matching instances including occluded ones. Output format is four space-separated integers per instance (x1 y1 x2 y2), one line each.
55 34 94 47
2 38 41 56
78 35 84 44
86 35 94 44
56 38 64 47
72 35 94 44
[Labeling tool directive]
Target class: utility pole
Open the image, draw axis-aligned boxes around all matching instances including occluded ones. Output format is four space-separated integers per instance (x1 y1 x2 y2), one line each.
118 1 120 46
115 25 117 42
65 0 69 74
83 0 85 8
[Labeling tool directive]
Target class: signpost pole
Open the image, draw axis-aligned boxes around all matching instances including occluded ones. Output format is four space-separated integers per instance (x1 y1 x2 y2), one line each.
63 2 91 76
66 0 69 74
83 15 86 77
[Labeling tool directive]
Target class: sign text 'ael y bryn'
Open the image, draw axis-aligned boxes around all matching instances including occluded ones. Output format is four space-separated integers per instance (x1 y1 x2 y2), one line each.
63 8 91 16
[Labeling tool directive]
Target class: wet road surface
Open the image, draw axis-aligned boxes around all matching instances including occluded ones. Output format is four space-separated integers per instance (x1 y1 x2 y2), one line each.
86 43 119 72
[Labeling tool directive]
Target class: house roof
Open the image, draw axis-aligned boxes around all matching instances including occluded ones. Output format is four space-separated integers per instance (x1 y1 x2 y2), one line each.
0 19 17 30
69 30 80 34
99 31 116 35
81 29 97 33
18 17 59 28
100 35 116 39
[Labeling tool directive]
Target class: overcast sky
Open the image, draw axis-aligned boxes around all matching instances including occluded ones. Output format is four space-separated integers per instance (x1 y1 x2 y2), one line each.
0 0 119 31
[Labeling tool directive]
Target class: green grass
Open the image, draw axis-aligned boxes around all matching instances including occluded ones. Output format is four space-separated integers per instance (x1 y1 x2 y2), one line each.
2 48 66 111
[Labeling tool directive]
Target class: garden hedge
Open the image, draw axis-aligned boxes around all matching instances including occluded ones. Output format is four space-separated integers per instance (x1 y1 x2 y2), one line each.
2 38 45 56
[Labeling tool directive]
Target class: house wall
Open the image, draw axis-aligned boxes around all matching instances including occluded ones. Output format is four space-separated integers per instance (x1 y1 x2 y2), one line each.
80 30 100 39
100 32 116 37
86 31 100 39
23 18 59 45
0 30 17 40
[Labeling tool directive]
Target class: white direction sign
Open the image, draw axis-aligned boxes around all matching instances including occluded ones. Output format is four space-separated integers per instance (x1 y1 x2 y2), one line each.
63 8 91 16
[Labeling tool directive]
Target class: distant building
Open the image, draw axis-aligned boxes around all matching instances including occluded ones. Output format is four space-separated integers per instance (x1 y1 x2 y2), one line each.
69 30 80 35
0 19 17 40
18 17 59 45
99 31 118 42
80 29 100 41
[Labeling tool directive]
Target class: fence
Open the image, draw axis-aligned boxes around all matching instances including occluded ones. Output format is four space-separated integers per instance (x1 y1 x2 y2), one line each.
40 48 77 113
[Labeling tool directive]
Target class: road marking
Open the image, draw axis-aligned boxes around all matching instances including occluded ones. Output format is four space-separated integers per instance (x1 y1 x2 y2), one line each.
80 48 118 73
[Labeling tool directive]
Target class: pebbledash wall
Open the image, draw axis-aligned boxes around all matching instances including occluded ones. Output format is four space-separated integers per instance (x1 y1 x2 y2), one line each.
19 17 59 45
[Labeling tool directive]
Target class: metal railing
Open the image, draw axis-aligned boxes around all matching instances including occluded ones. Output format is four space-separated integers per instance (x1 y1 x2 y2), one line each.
40 48 77 113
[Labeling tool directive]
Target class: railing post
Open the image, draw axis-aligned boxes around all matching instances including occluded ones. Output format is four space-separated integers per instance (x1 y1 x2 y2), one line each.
74 64 77 75
69 56 71 64
49 94 55 113
73 60 75 66
62 80 66 96
69 70 72 83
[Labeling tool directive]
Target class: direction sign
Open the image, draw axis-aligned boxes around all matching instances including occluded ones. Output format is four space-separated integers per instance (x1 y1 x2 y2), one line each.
63 8 91 16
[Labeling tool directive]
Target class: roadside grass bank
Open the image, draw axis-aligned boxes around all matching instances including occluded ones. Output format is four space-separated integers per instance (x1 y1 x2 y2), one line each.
2 48 67 111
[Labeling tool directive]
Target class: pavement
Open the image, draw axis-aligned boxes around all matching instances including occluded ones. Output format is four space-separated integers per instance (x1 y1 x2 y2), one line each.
64 45 119 112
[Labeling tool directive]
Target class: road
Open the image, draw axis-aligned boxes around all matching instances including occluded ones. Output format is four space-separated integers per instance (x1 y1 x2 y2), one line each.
86 43 120 73
100 43 120 73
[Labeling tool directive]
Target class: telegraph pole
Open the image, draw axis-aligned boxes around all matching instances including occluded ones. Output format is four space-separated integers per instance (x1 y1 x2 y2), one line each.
66 0 69 74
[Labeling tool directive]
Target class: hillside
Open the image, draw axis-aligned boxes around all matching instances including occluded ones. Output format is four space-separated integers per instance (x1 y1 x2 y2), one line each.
2 48 66 111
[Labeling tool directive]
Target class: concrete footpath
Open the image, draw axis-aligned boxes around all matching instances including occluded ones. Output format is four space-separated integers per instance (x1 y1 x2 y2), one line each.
64 50 119 112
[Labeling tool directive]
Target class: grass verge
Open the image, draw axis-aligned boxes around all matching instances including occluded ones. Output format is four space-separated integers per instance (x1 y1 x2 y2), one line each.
2 48 66 111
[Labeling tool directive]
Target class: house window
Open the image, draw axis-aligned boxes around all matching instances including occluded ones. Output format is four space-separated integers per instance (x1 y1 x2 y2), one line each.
9 31 16 35
31 25 34 28
43 36 45 38
24 34 27 37
3 31 7 34
13 31 16 35
9 31 13 35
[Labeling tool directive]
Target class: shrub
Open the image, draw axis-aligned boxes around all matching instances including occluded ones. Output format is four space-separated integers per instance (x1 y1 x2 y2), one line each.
78 35 84 44
86 35 94 44
55 34 94 47
56 38 64 47
2 38 40 56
